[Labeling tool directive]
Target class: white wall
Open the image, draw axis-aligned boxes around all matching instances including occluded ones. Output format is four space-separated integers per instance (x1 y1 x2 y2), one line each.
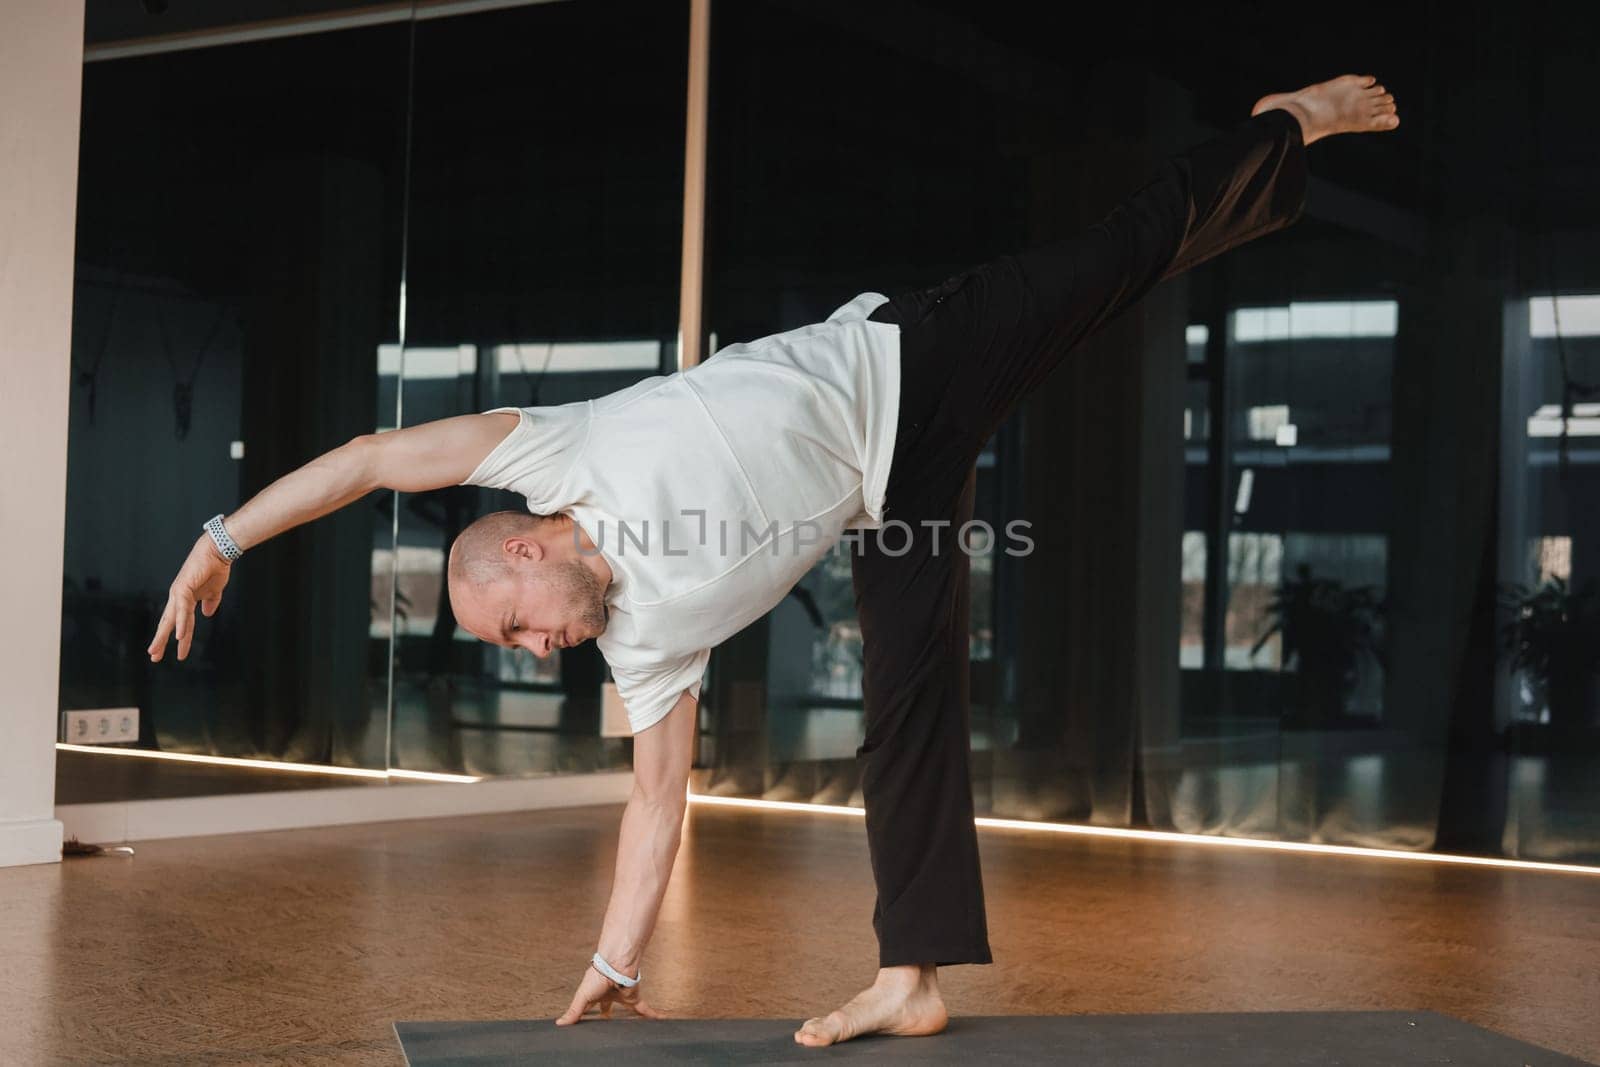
0 0 85 867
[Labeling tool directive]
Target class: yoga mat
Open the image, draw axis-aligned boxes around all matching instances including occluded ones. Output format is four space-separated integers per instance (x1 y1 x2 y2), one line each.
394 1010 1595 1065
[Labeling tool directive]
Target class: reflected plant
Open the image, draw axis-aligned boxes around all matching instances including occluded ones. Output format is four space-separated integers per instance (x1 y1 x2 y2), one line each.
1499 577 1600 731
1253 564 1385 727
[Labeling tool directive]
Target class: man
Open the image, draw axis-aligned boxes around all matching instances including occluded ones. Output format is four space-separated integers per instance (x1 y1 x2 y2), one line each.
150 74 1398 1047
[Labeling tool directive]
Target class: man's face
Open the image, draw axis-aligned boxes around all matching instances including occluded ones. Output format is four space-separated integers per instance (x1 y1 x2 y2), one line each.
454 556 609 659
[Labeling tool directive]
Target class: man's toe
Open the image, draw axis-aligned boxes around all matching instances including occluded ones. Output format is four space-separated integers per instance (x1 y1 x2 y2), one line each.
794 1017 835 1047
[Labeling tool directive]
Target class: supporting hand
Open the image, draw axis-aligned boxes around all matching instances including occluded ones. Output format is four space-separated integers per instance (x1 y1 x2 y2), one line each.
554 963 665 1026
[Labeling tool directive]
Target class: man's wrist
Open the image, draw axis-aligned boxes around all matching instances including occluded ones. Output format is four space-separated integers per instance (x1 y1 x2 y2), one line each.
594 945 640 978
591 951 640 987
200 532 233 567
202 514 244 563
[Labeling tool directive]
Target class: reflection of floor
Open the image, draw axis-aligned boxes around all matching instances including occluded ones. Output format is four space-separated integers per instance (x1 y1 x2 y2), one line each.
63 690 1600 864
717 713 1600 864
54 749 389 804
57 679 635 804
390 679 631 779
765 704 1012 762
1506 754 1600 862
6 802 1597 1063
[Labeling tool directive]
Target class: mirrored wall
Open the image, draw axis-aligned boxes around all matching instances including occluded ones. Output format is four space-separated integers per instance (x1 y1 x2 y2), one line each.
58 0 1600 867
61 8 415 800
686 1 1600 864
59 0 688 800
388 0 688 779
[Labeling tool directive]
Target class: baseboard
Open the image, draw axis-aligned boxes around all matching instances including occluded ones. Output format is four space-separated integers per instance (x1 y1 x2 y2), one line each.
57 771 634 844
0 817 65 867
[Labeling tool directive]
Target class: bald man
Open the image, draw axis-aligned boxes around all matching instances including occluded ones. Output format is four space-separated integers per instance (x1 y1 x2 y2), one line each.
151 75 1398 1047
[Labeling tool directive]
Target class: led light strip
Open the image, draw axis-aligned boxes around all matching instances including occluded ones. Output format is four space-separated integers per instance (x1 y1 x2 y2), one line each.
55 743 481 783
685 792 1600 877
389 768 483 783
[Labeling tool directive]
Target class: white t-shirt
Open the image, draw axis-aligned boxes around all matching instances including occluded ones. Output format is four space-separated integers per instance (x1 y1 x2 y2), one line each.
460 292 900 734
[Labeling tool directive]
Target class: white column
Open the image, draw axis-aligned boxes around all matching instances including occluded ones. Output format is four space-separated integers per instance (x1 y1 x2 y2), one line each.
0 0 84 867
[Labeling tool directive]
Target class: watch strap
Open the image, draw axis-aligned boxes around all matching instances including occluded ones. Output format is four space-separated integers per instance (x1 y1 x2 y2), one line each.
591 952 640 988
203 514 243 563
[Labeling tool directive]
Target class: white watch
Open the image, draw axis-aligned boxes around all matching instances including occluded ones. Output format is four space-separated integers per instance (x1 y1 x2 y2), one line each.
203 514 243 563
591 952 640 988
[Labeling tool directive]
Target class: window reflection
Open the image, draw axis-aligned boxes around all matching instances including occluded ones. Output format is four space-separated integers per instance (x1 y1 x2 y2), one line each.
764 439 1002 744
1183 298 1397 726
59 22 410 800
1505 294 1600 733
387 0 690 778
1529 295 1600 337
1230 300 1398 342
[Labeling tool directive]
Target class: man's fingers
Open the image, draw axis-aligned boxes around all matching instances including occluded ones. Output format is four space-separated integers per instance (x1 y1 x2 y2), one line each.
555 991 591 1027
201 596 220 618
174 592 190 660
149 598 175 661
553 971 654 1027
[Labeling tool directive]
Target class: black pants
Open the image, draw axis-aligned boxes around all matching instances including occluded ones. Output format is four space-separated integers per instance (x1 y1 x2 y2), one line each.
853 108 1307 968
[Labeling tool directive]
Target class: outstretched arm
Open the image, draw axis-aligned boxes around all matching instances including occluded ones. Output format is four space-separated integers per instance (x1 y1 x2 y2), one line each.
557 689 697 1025
147 411 518 662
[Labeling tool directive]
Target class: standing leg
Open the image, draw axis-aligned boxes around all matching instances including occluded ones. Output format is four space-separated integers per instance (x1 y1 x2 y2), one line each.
793 456 979 1049
853 463 989 968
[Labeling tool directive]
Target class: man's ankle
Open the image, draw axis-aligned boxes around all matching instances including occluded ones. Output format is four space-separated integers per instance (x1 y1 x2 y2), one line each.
874 963 935 992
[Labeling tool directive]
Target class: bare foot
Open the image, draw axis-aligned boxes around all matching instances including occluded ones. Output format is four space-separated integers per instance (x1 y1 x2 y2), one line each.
1251 73 1399 145
793 964 949 1048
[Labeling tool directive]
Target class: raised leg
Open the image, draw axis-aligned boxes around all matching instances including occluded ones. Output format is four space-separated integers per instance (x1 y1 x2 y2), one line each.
872 107 1309 461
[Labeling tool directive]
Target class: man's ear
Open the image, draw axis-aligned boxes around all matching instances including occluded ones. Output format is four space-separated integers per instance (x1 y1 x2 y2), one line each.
502 535 545 562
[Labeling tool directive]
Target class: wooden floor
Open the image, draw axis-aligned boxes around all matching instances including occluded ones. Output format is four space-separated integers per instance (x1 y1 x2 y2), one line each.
2 802 1597 1065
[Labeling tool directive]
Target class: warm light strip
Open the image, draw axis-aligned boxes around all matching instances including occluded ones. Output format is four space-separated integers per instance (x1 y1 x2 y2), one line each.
55 744 481 783
388 768 483 784
685 793 1600 877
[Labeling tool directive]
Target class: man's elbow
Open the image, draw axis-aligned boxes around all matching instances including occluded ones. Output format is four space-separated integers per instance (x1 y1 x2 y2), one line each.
343 433 385 494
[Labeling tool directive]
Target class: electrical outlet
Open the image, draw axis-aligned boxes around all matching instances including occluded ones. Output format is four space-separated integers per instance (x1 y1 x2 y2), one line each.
61 707 139 745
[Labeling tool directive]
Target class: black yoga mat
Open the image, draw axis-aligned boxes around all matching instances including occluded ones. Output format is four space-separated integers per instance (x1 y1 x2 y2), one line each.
394 1010 1595 1066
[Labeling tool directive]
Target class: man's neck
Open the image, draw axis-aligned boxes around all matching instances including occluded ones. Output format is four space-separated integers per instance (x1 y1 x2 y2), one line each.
563 514 614 591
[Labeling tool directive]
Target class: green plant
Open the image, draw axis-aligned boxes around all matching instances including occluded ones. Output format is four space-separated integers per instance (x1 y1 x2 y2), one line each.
1500 577 1600 731
1253 564 1385 726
